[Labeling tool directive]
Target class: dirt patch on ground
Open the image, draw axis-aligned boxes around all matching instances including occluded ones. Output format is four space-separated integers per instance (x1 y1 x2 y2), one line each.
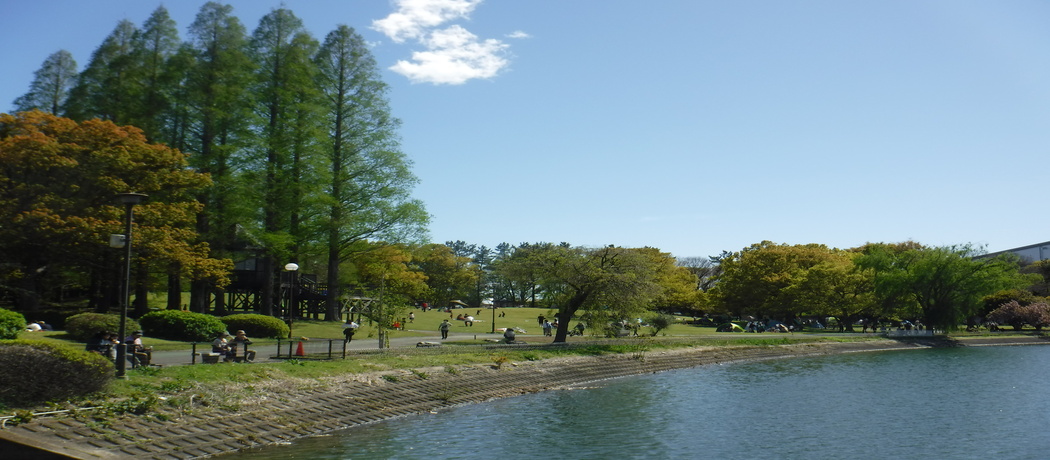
2 337 1046 459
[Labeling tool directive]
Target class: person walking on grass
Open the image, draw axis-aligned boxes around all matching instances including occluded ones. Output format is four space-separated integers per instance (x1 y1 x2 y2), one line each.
439 319 451 339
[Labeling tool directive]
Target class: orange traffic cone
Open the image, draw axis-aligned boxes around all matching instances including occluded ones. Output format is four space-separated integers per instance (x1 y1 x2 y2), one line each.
295 341 305 356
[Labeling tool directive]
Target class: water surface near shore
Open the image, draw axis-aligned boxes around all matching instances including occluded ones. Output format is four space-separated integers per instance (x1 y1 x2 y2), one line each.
224 345 1050 459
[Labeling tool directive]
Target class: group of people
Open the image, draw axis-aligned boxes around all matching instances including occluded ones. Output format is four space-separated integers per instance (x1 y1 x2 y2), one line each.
455 313 475 326
85 330 153 367
210 330 257 362
25 320 53 332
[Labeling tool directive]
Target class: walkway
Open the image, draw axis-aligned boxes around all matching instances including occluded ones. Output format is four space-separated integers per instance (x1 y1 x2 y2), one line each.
147 329 508 367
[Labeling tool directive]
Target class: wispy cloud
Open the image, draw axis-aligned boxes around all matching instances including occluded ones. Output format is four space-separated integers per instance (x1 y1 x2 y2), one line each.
506 30 530 39
373 0 517 85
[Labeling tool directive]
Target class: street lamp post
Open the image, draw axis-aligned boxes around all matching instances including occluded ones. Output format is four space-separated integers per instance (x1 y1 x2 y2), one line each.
284 263 299 339
114 193 146 379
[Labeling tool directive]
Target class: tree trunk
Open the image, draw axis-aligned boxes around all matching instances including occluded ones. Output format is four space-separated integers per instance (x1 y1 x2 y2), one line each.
133 264 149 317
260 256 274 316
167 271 182 309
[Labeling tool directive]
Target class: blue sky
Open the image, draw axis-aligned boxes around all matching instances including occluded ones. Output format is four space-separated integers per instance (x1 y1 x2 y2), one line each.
3 0 1050 259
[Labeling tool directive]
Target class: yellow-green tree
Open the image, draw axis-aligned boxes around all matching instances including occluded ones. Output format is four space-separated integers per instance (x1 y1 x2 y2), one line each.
781 251 875 331
412 244 478 309
343 243 426 348
711 241 843 320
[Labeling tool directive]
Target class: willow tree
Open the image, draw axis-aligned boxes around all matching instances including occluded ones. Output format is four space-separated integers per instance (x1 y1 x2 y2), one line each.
13 50 78 114
314 25 427 320
857 244 1038 332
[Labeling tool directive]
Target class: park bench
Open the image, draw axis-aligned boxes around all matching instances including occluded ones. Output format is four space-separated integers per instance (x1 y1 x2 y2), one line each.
192 352 223 364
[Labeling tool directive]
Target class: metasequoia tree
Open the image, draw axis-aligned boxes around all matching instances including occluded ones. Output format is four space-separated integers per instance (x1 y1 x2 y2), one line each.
314 24 427 319
64 19 138 123
248 7 318 315
127 6 181 141
13 50 78 114
182 1 256 312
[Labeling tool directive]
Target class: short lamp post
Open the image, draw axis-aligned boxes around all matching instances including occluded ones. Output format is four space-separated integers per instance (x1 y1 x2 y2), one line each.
284 263 299 339
114 193 147 378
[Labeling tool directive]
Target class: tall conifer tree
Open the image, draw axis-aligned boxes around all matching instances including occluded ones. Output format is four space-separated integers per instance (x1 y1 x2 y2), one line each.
314 25 428 319
64 20 138 122
13 50 77 114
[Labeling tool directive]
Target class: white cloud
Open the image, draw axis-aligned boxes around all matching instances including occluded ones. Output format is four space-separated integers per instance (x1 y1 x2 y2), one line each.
506 30 531 39
389 26 508 84
373 0 513 85
372 0 482 43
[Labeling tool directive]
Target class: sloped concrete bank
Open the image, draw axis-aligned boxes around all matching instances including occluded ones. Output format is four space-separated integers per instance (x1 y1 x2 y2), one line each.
2 336 1047 459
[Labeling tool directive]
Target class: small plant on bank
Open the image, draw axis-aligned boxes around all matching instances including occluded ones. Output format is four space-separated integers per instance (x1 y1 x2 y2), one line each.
410 369 429 380
492 354 510 369
382 374 400 383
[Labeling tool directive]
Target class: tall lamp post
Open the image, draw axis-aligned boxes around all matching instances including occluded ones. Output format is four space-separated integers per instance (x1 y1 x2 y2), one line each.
114 193 147 378
284 263 299 339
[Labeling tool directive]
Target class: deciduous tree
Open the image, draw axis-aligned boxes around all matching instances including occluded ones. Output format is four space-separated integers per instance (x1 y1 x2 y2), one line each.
0 111 228 312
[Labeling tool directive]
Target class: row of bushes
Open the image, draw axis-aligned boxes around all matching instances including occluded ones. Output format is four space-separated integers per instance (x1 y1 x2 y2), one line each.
64 311 290 341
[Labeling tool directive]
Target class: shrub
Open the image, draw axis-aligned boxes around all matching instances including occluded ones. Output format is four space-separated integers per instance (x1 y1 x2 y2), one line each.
139 310 226 342
981 289 1037 316
988 301 1050 331
64 313 141 341
0 340 113 407
220 314 290 339
0 308 26 339
647 313 675 335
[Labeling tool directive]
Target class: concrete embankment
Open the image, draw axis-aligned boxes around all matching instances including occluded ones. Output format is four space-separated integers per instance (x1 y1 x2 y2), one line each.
1 336 1046 459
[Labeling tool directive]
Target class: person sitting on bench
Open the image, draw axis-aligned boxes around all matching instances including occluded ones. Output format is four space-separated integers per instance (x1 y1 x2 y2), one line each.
229 330 256 362
124 330 152 367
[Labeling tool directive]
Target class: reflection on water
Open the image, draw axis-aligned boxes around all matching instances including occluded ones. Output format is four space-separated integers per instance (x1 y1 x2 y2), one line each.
223 346 1050 460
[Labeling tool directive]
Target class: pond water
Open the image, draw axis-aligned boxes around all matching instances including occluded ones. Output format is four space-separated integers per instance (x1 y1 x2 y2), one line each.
223 345 1050 459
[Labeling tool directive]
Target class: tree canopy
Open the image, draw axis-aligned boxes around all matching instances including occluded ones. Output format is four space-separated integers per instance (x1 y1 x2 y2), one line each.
0 111 229 310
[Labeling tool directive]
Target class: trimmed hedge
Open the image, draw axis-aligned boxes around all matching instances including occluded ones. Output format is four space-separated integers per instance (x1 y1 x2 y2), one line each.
64 313 141 341
0 308 26 339
221 314 290 339
0 340 113 406
139 310 226 342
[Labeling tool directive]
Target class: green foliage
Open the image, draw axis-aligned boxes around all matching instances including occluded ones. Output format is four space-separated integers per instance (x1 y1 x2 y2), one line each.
0 340 113 407
64 313 141 341
220 314 289 339
647 313 675 335
139 310 226 341
711 241 843 319
0 308 27 339
858 244 1038 332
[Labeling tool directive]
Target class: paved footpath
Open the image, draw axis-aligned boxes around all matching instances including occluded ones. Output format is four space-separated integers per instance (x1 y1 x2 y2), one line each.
148 329 513 367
